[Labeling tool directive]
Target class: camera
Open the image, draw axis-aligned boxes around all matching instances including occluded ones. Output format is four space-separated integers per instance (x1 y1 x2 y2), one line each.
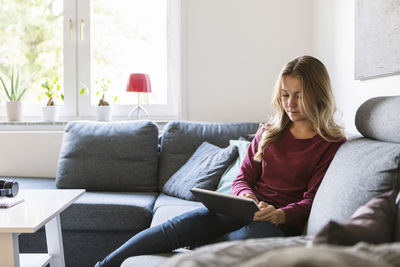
0 179 19 197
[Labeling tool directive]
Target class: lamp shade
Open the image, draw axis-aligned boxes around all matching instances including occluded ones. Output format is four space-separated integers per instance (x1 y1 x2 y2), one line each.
126 73 152 93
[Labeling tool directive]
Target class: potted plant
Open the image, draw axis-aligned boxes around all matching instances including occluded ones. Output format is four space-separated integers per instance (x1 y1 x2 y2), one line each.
39 77 64 122
80 78 117 121
0 66 31 121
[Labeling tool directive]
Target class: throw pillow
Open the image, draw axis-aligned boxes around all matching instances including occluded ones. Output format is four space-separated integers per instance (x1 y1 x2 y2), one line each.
162 141 238 200
312 190 398 246
56 121 159 191
216 139 250 194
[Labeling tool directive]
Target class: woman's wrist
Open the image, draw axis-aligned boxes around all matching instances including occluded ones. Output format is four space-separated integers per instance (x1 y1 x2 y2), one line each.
275 209 286 225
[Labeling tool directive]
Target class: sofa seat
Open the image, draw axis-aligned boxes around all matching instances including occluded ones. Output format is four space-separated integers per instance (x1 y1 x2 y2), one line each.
12 177 158 232
61 191 157 231
121 253 179 267
151 193 204 227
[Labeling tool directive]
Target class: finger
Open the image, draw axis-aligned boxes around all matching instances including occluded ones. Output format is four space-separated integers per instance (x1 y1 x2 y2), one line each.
258 201 268 208
254 210 273 219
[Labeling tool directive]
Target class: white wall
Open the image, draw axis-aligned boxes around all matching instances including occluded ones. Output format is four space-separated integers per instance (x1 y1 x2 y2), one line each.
0 132 63 177
184 0 314 122
313 0 400 134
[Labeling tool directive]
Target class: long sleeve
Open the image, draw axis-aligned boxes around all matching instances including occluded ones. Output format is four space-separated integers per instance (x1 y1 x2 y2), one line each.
280 138 346 228
231 128 263 197
230 126 346 230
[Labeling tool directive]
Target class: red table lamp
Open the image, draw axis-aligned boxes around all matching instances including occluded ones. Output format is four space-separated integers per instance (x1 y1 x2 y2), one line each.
126 73 152 119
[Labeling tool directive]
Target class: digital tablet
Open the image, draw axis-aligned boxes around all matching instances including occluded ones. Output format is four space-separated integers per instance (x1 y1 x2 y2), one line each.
190 188 260 220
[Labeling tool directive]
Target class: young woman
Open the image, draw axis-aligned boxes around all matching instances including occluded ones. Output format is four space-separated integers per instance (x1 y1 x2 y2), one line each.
96 55 346 267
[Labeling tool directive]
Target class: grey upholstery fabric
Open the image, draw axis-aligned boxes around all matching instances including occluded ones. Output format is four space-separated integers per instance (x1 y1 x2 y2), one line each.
219 243 399 267
355 96 400 144
160 236 310 267
306 138 400 235
162 142 238 200
152 193 203 228
153 193 203 210
121 254 176 267
61 191 156 231
56 121 159 191
160 239 400 267
158 121 259 190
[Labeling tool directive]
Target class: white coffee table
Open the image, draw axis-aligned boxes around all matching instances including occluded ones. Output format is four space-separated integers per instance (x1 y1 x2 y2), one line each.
0 189 85 267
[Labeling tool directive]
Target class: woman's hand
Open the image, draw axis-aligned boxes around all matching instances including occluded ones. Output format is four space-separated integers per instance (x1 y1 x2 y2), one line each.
253 201 285 225
239 193 259 204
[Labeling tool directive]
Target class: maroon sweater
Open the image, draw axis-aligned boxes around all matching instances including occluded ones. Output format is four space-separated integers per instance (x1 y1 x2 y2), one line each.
231 127 346 230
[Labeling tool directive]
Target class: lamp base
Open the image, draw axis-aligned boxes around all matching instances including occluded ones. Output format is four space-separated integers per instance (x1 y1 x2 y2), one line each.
128 104 150 120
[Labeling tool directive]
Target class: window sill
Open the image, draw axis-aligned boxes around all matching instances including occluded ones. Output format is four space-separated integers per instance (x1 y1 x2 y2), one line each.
0 117 170 131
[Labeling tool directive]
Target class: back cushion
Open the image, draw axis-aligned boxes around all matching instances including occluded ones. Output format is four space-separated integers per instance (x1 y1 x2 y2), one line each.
355 96 400 143
306 137 400 235
56 121 159 192
158 121 259 190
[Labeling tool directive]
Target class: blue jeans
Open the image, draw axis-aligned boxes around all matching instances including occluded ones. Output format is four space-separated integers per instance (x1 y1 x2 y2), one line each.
98 207 284 267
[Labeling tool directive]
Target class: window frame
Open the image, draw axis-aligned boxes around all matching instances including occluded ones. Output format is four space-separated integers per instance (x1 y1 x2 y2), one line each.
0 0 182 121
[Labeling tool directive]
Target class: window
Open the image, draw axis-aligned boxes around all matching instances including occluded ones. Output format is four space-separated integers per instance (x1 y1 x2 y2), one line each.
0 0 181 120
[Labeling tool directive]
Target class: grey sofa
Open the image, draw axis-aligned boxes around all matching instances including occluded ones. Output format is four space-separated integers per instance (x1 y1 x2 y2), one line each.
12 95 400 267
13 120 259 267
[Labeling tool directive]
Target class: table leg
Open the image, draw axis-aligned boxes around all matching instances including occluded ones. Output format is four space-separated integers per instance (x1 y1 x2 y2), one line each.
45 214 65 267
0 233 20 267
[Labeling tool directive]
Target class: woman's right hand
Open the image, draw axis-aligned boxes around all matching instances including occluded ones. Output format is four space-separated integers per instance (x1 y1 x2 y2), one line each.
239 193 259 204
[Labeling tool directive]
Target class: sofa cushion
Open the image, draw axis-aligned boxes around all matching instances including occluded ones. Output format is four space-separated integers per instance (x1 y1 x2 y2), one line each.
159 236 310 267
216 139 251 194
56 121 159 192
312 190 398 246
162 142 238 200
227 243 399 267
151 193 203 227
11 177 157 232
306 138 400 235
61 191 157 231
355 96 400 144
153 193 202 209
158 121 259 190
121 254 176 267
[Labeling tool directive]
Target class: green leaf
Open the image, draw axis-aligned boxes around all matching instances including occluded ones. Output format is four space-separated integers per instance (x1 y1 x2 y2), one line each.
80 88 85 95
61 94 64 101
15 66 20 99
16 87 28 101
10 66 15 100
0 76 11 101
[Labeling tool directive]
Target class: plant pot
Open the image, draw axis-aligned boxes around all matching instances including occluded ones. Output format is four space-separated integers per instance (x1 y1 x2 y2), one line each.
6 101 23 121
96 106 112 121
42 105 60 122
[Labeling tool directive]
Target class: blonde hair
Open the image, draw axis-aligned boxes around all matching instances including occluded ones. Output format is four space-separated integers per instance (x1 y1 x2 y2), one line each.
254 55 344 162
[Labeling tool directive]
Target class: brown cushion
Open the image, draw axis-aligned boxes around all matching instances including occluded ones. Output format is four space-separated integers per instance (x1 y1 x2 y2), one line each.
312 190 398 246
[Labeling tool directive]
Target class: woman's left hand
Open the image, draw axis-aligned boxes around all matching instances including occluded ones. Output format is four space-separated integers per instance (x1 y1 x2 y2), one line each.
253 201 285 225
